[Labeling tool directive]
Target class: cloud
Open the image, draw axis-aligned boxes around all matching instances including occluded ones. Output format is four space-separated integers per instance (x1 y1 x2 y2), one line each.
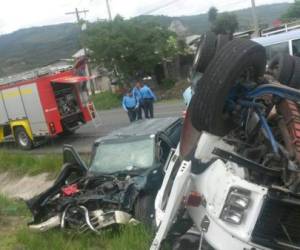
0 0 294 34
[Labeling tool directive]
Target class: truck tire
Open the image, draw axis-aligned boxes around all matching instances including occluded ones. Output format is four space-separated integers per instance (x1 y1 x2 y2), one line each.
14 127 33 150
192 31 217 73
190 39 266 135
269 53 294 85
134 194 155 227
289 56 300 89
216 34 230 54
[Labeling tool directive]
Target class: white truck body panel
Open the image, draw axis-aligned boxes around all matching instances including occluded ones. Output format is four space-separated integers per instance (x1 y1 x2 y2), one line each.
151 160 191 250
153 132 271 250
188 160 268 250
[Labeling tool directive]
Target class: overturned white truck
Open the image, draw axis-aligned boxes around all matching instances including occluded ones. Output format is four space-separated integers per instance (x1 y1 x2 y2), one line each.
151 37 300 250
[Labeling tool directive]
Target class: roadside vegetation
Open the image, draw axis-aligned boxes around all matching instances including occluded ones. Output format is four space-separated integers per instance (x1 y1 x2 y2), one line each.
91 91 122 110
0 195 29 217
0 194 152 250
0 150 62 177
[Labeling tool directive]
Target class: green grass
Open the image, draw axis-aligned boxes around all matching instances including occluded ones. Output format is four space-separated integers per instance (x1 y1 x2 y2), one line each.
13 225 152 250
0 195 153 250
0 151 62 177
0 195 29 217
91 91 122 110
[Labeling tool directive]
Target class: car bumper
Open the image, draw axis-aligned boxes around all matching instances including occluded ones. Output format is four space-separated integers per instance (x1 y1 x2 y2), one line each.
29 210 136 232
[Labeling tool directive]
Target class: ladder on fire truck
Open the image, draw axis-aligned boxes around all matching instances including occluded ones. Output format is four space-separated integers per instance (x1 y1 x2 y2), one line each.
90 102 102 128
0 65 73 86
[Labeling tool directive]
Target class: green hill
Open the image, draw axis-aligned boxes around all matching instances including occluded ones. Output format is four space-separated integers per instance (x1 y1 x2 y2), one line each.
0 2 291 77
134 2 291 34
0 23 81 77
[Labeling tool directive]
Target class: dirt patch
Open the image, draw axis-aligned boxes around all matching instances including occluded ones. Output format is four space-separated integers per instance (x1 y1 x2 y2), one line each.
156 80 189 100
0 173 53 200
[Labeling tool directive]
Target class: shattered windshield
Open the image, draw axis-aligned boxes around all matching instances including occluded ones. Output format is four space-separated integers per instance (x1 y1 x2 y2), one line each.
89 137 155 174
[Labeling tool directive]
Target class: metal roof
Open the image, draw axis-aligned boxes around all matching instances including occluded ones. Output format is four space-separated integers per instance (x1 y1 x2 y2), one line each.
95 117 180 143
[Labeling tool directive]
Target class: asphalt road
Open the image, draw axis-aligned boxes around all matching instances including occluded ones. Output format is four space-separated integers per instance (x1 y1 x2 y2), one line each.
27 101 185 154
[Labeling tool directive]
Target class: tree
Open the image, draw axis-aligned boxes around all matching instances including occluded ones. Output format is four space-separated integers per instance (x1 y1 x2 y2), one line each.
212 12 239 35
84 17 183 79
208 7 218 24
281 0 300 21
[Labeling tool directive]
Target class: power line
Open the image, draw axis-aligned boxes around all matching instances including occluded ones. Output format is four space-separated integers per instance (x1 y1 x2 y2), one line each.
140 0 182 15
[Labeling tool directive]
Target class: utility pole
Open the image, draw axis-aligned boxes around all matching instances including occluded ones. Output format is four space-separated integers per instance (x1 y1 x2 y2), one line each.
65 8 89 23
66 8 96 95
105 0 112 21
251 0 259 37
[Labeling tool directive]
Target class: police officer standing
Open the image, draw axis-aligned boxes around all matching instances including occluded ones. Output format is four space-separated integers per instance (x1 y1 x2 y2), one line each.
132 81 144 120
122 89 138 122
140 82 156 118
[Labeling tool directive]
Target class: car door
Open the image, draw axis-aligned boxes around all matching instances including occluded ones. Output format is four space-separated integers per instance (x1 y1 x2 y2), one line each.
63 144 88 172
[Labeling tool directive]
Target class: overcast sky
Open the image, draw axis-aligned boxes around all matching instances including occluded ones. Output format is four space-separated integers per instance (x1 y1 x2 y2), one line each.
0 0 294 34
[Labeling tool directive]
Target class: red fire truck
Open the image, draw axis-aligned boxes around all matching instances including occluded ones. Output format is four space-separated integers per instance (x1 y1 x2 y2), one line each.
0 66 96 149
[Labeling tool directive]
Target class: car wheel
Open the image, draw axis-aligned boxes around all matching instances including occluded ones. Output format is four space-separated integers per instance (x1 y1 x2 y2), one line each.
269 53 294 85
215 34 230 54
14 127 33 150
192 31 217 73
190 39 266 135
134 194 155 227
289 56 300 89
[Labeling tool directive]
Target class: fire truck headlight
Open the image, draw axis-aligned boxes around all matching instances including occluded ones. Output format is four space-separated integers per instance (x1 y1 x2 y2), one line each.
220 187 251 225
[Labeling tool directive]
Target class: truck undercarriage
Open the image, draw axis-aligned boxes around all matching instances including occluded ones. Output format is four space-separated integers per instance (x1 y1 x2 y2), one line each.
152 37 300 250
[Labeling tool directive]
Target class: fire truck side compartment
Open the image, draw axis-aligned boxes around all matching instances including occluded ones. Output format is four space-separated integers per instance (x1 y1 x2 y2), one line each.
2 87 26 120
51 82 84 130
0 92 8 124
0 83 48 136
20 84 49 135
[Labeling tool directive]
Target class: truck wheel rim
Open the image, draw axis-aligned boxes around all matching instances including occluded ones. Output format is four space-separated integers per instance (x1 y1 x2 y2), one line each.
19 131 29 147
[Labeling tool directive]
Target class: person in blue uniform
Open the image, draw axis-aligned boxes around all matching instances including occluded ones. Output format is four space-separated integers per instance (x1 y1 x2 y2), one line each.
140 83 156 118
122 89 138 122
132 81 144 120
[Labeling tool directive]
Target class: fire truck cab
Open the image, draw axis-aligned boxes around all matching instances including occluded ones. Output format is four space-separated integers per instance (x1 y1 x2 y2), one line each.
0 68 96 150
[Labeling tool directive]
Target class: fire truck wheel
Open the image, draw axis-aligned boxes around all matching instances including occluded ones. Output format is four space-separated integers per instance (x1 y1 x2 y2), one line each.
14 127 33 150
